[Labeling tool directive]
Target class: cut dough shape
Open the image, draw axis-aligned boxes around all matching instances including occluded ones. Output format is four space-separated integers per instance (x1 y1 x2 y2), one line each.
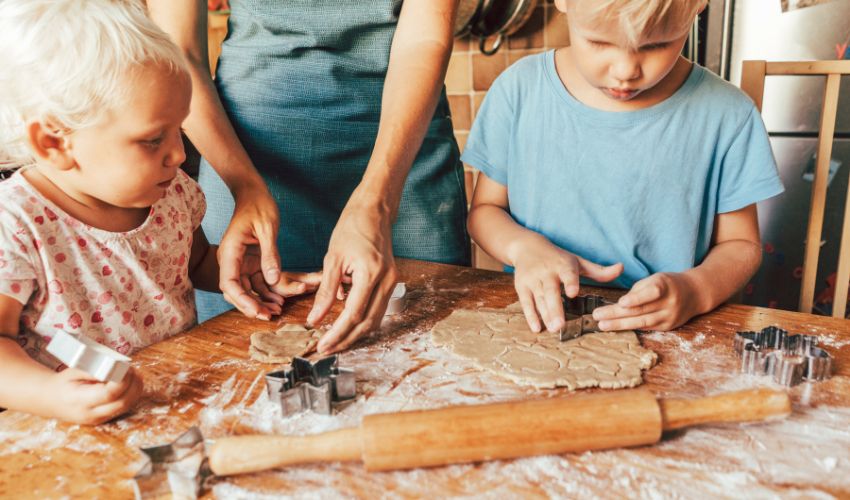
249 324 321 364
431 303 657 390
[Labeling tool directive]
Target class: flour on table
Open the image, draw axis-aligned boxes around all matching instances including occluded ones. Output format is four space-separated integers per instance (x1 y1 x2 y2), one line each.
431 303 657 389
249 324 320 363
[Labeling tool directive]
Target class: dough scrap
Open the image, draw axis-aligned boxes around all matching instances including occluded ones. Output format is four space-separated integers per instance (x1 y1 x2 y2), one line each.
431 303 657 390
249 324 321 364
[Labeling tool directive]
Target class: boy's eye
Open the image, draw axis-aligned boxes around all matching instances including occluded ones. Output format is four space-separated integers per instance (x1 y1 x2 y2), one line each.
640 42 670 51
588 40 609 48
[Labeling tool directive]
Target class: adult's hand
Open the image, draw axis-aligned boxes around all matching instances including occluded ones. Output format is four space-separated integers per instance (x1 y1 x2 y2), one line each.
218 183 284 321
307 201 398 354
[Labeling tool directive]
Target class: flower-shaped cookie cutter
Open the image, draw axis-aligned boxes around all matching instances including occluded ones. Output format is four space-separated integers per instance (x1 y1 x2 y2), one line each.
46 330 130 383
265 355 356 416
734 326 833 386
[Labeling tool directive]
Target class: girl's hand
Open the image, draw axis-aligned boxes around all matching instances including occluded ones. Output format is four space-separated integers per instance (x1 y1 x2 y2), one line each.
238 246 323 318
512 236 623 333
592 272 703 331
50 367 144 425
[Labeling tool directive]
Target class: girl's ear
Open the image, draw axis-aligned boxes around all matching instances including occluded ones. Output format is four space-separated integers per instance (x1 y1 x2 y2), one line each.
25 119 76 171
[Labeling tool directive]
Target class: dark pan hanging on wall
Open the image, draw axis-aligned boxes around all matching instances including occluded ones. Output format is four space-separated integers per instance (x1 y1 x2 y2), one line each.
454 0 539 56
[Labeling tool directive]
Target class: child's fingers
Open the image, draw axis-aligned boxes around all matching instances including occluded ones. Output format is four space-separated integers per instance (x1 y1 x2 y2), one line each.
249 272 284 306
270 271 323 297
516 286 542 333
618 277 665 308
542 278 565 332
75 368 136 408
88 371 144 423
557 260 581 298
597 310 666 332
285 271 323 288
577 258 624 283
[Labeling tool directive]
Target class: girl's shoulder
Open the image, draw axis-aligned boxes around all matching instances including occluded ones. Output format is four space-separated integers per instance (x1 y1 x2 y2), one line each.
0 169 43 225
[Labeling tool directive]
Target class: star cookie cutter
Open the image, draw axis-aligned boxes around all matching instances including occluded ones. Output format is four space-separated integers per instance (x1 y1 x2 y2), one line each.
265 355 356 416
132 426 210 500
46 330 130 383
734 326 833 386
559 294 614 341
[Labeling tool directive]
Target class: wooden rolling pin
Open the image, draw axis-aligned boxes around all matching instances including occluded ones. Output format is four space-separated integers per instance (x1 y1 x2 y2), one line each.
208 388 790 476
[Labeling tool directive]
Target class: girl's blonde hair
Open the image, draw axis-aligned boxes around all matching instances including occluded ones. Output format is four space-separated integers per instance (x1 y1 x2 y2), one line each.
0 0 189 169
570 0 707 49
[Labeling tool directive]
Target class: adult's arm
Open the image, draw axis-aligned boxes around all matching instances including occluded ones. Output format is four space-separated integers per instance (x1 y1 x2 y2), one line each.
308 0 459 353
146 0 284 320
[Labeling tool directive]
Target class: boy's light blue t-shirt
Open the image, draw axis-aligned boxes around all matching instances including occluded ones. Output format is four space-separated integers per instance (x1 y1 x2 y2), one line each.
461 50 784 288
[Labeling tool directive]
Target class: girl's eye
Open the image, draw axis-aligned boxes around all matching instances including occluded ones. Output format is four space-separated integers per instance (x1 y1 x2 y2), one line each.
589 40 608 48
142 137 163 147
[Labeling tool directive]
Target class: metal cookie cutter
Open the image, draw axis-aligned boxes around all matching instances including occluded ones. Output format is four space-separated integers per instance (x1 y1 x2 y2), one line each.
384 282 407 315
46 330 130 383
133 426 210 500
559 294 614 341
265 355 356 416
734 326 833 386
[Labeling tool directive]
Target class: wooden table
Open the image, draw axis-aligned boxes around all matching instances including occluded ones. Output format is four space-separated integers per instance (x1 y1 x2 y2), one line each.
1 259 849 498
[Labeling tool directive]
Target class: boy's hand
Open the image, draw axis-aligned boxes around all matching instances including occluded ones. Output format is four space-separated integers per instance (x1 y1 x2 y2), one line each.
592 272 703 332
50 367 144 425
512 237 623 333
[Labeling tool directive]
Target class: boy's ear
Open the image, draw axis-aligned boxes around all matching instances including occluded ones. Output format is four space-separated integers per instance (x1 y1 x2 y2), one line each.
25 120 75 171
554 0 568 14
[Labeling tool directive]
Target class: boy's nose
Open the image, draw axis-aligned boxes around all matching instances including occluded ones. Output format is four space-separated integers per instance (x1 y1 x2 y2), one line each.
610 56 641 83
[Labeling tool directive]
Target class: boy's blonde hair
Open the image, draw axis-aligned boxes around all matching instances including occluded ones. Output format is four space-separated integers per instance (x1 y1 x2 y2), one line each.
0 0 189 169
569 0 707 49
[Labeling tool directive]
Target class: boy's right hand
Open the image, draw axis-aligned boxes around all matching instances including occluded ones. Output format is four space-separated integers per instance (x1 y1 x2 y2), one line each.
49 367 143 425
512 236 623 333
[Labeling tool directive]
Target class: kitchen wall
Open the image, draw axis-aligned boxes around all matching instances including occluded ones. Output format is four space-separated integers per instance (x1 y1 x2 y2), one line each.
450 1 571 269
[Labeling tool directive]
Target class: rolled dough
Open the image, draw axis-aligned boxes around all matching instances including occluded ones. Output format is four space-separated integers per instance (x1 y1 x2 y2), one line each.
249 324 321 364
431 303 657 390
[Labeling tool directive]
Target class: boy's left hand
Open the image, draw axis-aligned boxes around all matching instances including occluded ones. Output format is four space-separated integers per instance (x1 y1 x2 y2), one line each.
591 272 704 331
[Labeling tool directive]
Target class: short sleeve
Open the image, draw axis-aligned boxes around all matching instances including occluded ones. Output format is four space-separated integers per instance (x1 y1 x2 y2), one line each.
460 78 515 186
717 107 785 213
174 170 207 230
0 221 37 305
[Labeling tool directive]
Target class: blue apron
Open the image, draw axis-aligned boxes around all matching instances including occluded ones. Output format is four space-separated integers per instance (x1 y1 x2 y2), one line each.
197 0 471 320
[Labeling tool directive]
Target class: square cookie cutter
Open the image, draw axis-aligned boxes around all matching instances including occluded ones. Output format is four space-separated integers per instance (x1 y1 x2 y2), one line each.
559 294 614 341
46 330 130 383
384 282 407 316
734 326 833 386
132 426 210 500
265 355 356 416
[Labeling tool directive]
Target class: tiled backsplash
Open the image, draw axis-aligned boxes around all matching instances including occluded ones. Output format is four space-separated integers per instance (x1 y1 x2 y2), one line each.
450 2 570 269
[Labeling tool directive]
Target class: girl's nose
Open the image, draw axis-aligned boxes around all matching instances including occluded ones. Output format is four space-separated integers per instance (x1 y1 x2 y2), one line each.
165 132 187 168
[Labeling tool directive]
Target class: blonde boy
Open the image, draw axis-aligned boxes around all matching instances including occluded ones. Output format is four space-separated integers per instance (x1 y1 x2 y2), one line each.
464 0 783 333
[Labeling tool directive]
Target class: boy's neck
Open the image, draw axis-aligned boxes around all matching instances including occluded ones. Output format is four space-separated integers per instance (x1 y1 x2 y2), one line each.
554 48 694 112
21 166 151 233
